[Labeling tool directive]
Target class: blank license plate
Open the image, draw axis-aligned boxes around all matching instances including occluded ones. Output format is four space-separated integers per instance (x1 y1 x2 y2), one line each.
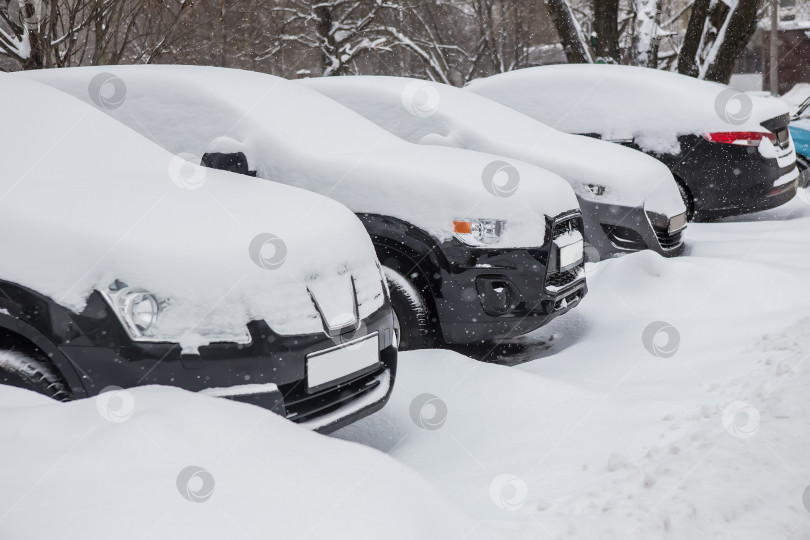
307 333 380 390
669 212 687 233
558 239 584 269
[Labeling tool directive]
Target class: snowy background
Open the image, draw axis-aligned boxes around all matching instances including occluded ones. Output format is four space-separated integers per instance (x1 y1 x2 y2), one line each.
2 196 810 539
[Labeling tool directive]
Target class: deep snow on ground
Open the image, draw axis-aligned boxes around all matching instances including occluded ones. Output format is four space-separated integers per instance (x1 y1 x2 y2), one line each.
335 196 810 538
0 385 490 540
3 198 810 539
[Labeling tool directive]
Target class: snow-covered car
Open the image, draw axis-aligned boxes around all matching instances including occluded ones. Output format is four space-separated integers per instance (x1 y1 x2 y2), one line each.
0 76 398 434
20 65 588 350
299 75 688 258
468 65 800 221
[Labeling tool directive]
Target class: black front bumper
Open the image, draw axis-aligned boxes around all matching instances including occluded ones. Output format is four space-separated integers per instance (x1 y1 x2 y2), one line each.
578 198 685 258
434 213 588 344
54 293 397 434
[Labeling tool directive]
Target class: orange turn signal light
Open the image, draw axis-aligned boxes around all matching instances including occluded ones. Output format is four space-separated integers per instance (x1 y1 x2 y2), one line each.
453 220 472 234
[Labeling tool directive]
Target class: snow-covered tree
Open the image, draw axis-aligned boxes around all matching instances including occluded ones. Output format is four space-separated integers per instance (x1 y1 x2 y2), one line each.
542 0 763 83
0 0 196 70
258 0 396 76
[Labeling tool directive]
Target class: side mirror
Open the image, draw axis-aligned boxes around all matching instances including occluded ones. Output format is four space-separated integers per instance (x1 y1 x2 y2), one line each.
200 152 257 177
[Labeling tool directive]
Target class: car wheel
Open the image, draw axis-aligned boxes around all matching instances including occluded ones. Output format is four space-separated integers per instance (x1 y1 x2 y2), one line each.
0 350 70 401
383 267 439 351
675 179 696 221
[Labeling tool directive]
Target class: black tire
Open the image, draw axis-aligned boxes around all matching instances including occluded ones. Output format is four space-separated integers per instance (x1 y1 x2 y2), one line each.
675 178 696 222
383 267 440 351
0 350 70 401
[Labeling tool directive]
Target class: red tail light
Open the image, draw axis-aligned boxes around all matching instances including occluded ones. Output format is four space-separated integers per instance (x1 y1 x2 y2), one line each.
702 131 778 147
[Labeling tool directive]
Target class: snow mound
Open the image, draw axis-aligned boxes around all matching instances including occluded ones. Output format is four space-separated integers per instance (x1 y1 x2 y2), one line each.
0 384 494 540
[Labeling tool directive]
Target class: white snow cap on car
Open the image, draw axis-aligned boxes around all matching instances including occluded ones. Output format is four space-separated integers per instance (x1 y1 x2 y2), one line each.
16 65 580 249
467 64 791 155
0 76 386 352
298 75 686 218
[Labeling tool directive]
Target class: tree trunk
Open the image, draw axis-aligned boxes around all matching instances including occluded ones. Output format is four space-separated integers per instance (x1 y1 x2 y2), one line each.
314 5 337 75
677 0 711 76
646 0 662 68
22 31 45 69
593 0 620 60
545 0 594 63
702 0 760 82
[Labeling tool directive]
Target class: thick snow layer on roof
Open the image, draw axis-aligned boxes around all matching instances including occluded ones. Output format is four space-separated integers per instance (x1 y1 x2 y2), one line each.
0 76 385 350
467 65 791 155
299 75 685 217
0 384 491 539
18 66 579 248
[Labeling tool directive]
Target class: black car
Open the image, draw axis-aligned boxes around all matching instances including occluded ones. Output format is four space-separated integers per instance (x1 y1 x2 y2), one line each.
20 65 589 351
363 211 588 349
468 64 800 222
1 77 397 434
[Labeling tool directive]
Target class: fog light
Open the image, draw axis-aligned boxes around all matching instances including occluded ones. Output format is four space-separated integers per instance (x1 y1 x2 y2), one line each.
476 277 518 315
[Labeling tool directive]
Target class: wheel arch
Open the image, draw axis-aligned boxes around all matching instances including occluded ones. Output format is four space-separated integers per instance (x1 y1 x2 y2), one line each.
356 214 447 313
0 308 87 399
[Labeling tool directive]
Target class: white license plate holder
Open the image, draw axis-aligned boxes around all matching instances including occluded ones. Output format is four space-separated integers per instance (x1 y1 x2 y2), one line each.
306 333 380 391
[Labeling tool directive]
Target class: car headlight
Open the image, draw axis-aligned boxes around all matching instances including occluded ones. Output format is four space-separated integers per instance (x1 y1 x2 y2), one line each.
100 282 162 339
453 218 506 246
98 281 252 348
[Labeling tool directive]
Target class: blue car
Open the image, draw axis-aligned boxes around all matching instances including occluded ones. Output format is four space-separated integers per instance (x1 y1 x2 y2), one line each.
789 96 810 188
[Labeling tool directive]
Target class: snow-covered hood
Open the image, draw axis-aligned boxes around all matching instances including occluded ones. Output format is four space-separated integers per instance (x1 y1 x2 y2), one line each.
0 76 386 351
299 75 685 218
467 64 792 156
16 66 579 249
